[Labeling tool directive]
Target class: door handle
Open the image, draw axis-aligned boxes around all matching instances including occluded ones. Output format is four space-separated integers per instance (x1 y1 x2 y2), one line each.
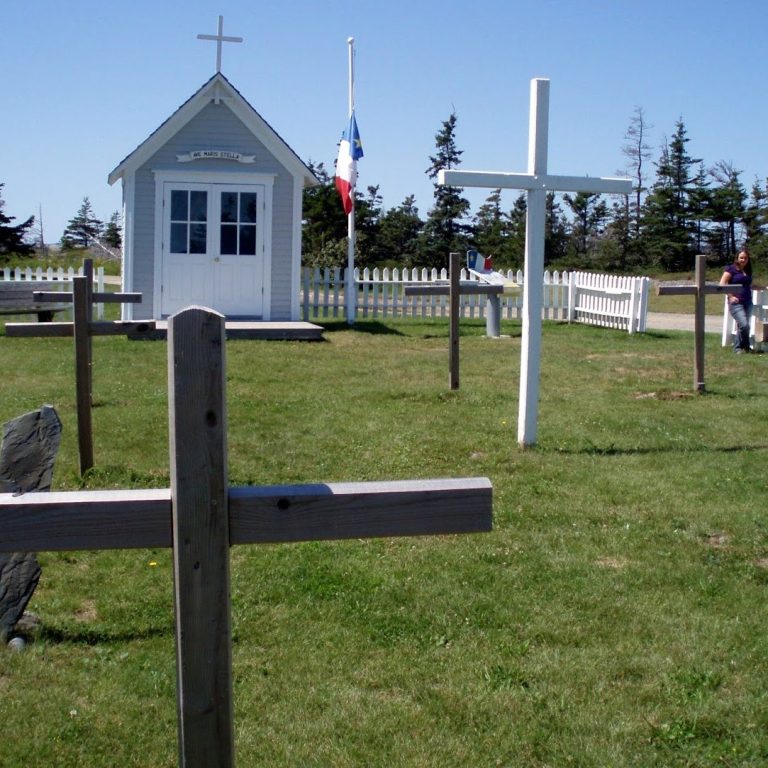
214 257 221 263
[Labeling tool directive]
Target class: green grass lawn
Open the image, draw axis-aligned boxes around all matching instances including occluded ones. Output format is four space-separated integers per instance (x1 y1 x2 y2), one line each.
0 317 767 767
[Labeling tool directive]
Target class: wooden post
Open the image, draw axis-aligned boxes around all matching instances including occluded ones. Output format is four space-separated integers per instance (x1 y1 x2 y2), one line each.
656 255 740 393
168 308 234 768
82 259 95 401
83 257 94 335
449 252 460 390
403 274 503 389
694 254 706 393
0 305 493 766
73 276 94 473
6 258 152 475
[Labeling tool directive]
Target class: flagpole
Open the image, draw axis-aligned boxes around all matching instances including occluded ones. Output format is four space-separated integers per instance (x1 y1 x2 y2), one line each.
346 36 356 325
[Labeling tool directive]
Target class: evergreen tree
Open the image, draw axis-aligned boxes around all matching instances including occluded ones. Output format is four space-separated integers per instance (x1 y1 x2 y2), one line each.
61 197 103 248
594 199 633 271
301 161 348 267
301 163 385 269
473 189 532 269
421 113 472 269
0 183 35 258
705 161 746 262
640 121 701 270
563 192 608 262
354 185 383 269
103 211 123 249
687 163 710 256
504 194 527 269
743 178 768 260
544 193 569 265
377 195 423 267
472 189 507 263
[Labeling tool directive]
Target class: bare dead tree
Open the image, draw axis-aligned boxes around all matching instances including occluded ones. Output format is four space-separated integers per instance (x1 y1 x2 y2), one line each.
621 106 654 238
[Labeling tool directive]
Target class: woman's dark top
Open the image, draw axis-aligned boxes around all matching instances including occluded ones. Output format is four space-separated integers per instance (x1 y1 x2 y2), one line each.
725 264 752 305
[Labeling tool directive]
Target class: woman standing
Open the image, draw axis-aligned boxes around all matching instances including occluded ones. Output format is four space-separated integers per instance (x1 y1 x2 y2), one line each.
720 249 753 353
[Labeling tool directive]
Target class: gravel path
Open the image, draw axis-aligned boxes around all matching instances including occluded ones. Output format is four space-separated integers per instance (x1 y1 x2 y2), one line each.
646 312 722 334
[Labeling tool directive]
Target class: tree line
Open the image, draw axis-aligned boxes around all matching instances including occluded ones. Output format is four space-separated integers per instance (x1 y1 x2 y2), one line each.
303 107 768 273
2 107 765 274
0 191 121 264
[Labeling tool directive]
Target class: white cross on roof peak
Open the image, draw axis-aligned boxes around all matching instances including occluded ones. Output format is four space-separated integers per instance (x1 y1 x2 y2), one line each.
197 15 243 73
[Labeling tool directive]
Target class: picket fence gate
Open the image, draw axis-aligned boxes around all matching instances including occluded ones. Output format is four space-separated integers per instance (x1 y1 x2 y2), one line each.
0 265 107 319
721 289 768 350
302 267 649 334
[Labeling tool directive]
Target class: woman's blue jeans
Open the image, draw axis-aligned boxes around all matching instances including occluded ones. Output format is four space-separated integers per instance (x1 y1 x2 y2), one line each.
729 301 752 351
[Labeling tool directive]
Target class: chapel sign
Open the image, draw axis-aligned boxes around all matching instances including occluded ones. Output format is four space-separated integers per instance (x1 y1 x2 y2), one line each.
176 150 256 163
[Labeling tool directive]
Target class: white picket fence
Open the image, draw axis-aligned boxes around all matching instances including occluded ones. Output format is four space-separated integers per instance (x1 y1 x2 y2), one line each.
721 289 768 350
0 265 106 319
566 271 650 333
302 267 650 333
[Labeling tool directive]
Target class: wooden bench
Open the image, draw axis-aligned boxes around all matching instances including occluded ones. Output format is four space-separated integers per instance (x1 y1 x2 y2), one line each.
0 281 70 322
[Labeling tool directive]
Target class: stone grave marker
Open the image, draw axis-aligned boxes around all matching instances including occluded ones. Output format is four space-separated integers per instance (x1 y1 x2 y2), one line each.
0 405 62 643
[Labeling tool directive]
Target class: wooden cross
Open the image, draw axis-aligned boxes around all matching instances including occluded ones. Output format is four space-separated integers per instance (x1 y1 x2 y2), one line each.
656 253 740 393
5 260 155 474
197 15 243 73
404 252 504 390
0 306 492 768
438 78 632 446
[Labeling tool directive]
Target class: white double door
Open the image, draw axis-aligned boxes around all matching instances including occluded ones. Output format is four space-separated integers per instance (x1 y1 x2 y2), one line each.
160 181 266 318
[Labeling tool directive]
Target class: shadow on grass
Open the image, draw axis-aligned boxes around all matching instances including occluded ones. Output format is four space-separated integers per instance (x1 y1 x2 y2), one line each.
38 622 173 645
643 331 676 340
318 320 407 336
548 442 768 456
316 320 523 339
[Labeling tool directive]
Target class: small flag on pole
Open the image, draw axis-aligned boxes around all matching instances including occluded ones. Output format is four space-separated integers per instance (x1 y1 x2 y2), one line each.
335 112 364 216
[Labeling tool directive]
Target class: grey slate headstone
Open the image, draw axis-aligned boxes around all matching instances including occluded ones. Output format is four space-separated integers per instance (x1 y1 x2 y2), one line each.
0 405 62 642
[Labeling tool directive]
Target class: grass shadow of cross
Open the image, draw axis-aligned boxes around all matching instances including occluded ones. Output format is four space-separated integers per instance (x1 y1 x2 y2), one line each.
549 442 768 457
320 320 407 336
38 622 173 646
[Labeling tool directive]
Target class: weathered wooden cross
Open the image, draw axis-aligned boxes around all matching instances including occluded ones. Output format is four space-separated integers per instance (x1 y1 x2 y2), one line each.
5 260 155 474
656 253 740 393
404 252 504 390
0 306 492 768
197 15 243 73
439 78 632 446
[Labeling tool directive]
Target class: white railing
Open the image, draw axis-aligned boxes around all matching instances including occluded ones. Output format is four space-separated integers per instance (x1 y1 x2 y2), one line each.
302 267 649 333
721 289 768 350
0 265 106 319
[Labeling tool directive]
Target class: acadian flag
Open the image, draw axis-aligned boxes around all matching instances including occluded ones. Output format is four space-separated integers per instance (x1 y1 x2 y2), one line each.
335 112 364 215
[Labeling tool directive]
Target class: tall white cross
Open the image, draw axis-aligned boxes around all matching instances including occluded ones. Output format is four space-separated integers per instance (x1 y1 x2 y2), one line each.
197 15 243 73
439 78 632 447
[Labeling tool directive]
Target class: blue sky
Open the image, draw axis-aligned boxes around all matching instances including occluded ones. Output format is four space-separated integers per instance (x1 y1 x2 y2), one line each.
3 0 766 243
